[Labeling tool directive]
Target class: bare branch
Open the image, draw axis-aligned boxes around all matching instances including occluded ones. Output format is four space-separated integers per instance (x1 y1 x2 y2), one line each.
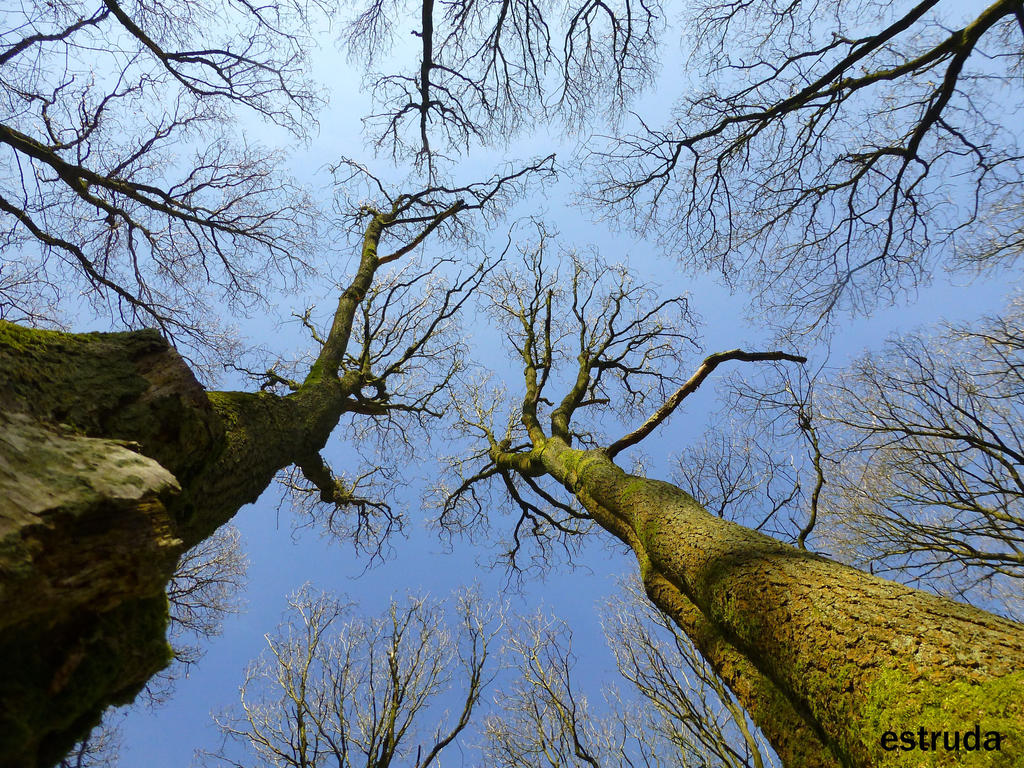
341 0 661 169
208 586 500 768
588 0 1024 329
1 0 326 359
795 404 825 552
608 350 806 458
820 299 1024 614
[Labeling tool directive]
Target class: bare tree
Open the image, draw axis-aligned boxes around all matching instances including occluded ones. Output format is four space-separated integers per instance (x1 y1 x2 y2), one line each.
207 585 499 768
339 0 662 172
57 712 124 768
0 158 551 766
603 578 776 768
0 0 327 357
588 0 1024 328
485 612 670 767
444 235 1024 766
437 223 697 572
485 587 776 768
820 297 1024 615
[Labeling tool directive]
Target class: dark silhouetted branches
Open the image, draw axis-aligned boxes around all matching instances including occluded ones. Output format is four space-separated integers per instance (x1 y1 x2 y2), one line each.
672 429 803 535
588 0 1024 329
58 711 125 768
167 524 249 663
280 459 403 560
141 526 249 707
0 0 328 358
338 0 662 171
685 365 831 545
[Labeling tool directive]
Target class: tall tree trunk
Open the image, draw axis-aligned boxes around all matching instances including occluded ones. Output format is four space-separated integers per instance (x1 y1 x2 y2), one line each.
0 320 356 767
0 197 437 766
0 171 521 766
529 436 1024 767
1 322 210 767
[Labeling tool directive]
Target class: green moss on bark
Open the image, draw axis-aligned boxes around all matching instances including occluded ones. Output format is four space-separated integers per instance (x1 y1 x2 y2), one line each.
859 669 1024 767
0 323 210 767
0 595 173 768
0 320 220 486
0 320 354 766
534 442 1024 768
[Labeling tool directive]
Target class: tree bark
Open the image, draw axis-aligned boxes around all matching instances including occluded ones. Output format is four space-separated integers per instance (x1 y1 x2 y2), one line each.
0 322 202 766
0 409 181 768
0 186 492 766
530 436 1024 767
0 316 362 767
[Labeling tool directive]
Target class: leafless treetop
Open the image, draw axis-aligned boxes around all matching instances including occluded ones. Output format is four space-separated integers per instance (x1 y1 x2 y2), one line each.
433 229 804 572
587 0 1024 330
0 0 329 358
819 297 1024 615
338 0 663 173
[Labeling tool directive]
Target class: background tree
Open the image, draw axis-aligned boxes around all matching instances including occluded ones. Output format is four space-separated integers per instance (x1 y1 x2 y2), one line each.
443 236 1024 767
0 0 329 359
0 160 550 767
588 0 1024 328
817 298 1024 616
206 585 499 768
485 579 775 768
696 297 1024 618
671 421 808 546
676 364 830 552
338 0 661 173
603 578 776 768
486 613 653 768
206 578 769 768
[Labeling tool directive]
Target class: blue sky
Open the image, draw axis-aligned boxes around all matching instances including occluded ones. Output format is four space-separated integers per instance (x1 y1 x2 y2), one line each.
82 2 1021 763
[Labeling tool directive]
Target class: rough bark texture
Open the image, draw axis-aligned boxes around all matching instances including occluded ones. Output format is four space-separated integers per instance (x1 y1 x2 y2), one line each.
0 323 207 767
0 321 351 766
0 197 467 766
536 437 1024 768
0 410 181 768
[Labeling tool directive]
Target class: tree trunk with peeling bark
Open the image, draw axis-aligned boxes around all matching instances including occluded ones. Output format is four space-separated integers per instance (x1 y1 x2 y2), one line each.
530 436 1024 768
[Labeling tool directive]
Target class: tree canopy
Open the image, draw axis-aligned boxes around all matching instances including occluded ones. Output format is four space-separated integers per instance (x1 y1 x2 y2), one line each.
1 0 1022 765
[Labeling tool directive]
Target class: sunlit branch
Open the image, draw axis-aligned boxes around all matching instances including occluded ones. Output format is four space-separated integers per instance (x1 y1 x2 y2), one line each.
608 350 806 458
796 406 825 551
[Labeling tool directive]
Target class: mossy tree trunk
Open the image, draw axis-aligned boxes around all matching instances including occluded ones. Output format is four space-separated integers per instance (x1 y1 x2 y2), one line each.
472 249 1024 767
0 196 465 767
496 435 1024 767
